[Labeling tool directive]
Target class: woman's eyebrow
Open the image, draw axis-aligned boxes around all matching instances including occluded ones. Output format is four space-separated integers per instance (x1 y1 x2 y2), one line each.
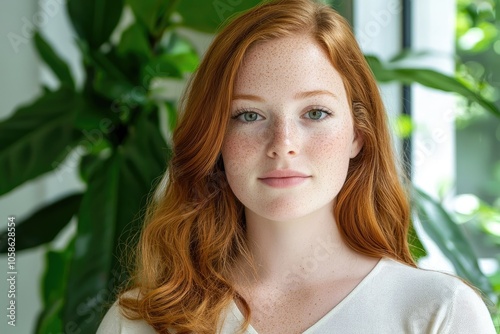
294 90 337 100
232 94 265 102
232 90 336 102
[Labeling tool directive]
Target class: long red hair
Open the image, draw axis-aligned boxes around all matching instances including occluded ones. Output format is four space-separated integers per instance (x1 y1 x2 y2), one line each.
118 0 414 332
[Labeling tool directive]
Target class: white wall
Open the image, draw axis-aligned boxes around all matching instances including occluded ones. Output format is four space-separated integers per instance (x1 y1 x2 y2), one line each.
411 0 457 199
354 0 402 114
410 0 457 272
354 0 403 159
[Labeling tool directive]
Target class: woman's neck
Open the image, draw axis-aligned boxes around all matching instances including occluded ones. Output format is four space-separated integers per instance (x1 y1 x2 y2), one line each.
234 205 366 289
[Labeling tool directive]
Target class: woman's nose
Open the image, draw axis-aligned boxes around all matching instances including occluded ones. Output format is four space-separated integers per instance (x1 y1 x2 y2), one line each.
266 118 300 158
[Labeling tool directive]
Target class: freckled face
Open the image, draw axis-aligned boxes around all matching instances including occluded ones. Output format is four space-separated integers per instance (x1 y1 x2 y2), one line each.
221 34 362 222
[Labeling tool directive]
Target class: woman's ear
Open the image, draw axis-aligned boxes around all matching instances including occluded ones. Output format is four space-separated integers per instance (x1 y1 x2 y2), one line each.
350 129 364 158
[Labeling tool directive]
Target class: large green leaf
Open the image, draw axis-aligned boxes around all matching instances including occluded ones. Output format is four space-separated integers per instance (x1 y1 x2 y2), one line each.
408 221 427 261
366 55 500 118
159 31 197 56
84 47 145 102
117 22 153 63
85 48 131 83
0 193 82 252
126 0 173 36
34 32 75 89
93 69 141 102
145 55 185 80
73 97 121 151
63 112 170 332
35 238 74 334
79 153 105 184
164 100 178 132
153 52 199 75
0 88 82 196
412 188 496 302
176 0 263 33
142 32 200 85
67 0 124 48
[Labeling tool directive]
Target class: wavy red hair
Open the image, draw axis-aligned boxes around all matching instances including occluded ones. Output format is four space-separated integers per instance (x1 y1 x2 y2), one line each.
118 0 415 333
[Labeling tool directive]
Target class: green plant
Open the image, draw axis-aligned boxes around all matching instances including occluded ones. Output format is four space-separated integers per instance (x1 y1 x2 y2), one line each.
451 192 500 327
0 0 499 332
454 0 500 326
366 48 500 311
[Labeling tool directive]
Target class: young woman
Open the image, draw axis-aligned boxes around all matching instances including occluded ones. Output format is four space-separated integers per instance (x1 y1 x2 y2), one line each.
97 0 497 333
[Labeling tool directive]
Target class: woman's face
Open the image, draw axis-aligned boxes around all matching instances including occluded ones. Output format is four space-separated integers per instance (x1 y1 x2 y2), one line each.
221 34 362 222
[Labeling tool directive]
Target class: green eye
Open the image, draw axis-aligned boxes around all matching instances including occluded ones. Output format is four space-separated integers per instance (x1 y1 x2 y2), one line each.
234 111 262 123
306 109 328 120
243 112 259 122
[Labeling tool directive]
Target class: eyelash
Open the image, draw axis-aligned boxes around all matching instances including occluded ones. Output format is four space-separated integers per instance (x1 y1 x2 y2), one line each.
231 107 333 122
231 109 261 122
304 107 333 122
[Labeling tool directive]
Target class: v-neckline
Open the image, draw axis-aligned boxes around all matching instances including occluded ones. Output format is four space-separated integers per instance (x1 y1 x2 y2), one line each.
228 257 387 334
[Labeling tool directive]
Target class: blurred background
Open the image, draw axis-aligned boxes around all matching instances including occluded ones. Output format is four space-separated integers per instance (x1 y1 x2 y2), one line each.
0 0 499 333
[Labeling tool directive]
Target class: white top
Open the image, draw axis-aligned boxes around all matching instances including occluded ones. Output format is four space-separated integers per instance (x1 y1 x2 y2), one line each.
97 258 497 333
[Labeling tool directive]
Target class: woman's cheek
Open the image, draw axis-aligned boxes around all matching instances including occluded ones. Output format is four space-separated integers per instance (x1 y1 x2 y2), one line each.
222 131 256 173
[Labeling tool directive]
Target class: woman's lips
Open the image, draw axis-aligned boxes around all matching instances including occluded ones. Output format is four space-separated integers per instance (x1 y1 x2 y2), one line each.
258 169 311 188
258 176 310 188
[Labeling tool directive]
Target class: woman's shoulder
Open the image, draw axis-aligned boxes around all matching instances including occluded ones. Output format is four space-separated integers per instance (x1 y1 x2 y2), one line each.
97 288 158 334
374 257 497 333
378 257 480 297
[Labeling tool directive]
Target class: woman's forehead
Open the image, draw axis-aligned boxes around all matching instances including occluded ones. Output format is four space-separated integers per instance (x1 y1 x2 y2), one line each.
233 34 345 99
